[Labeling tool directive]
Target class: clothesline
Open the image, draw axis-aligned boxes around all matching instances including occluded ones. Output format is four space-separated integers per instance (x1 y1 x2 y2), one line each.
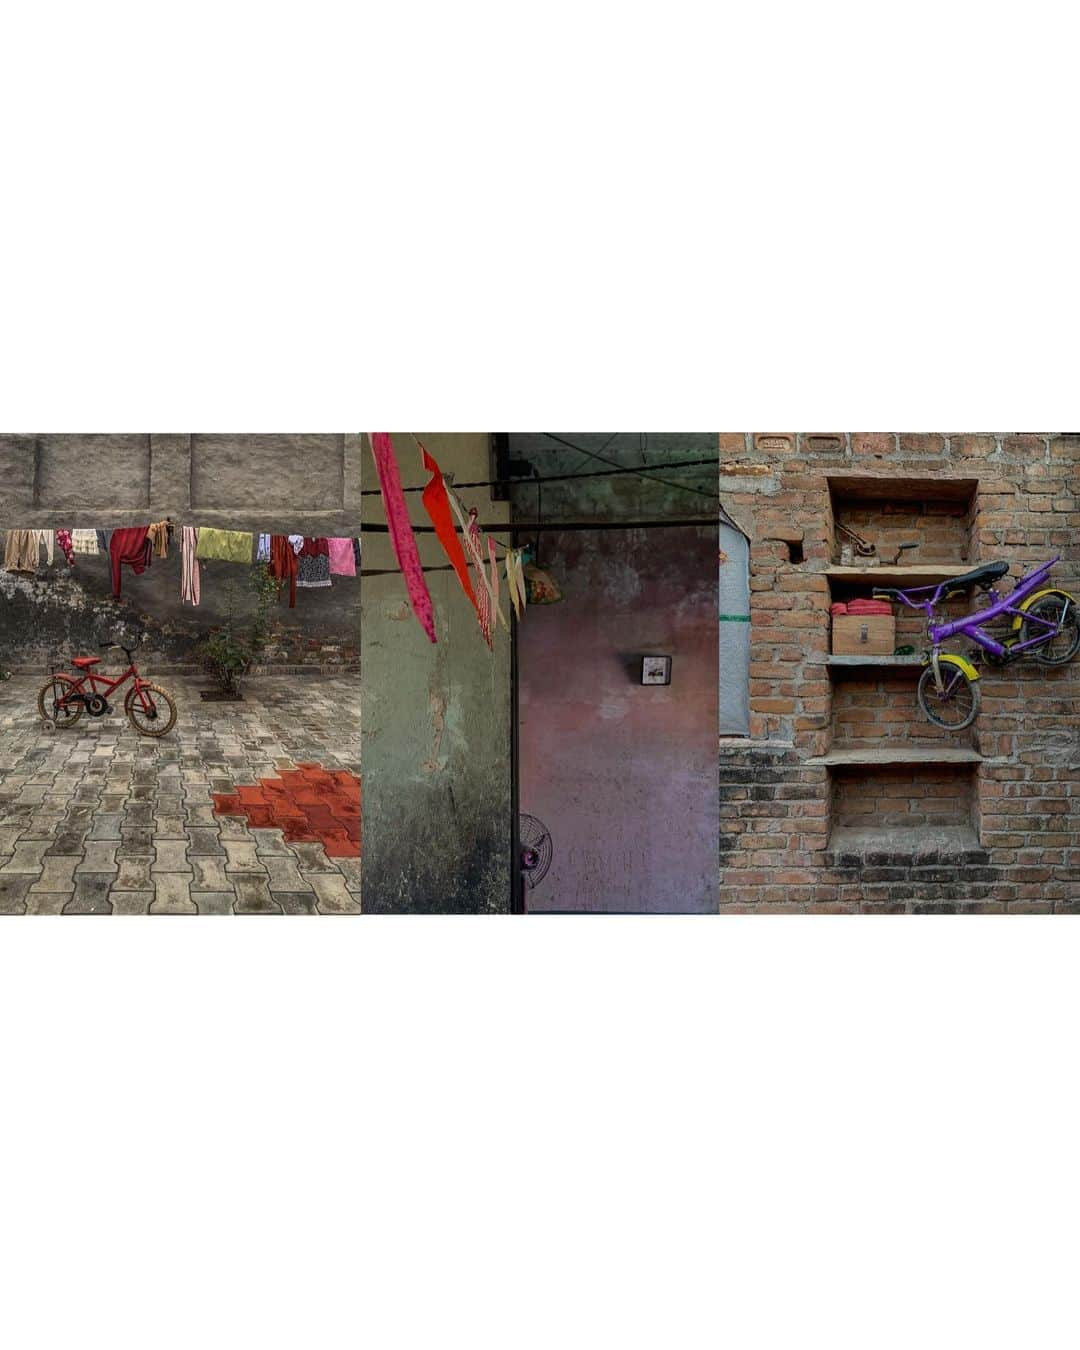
2 526 361 609
357 455 721 497
361 517 715 539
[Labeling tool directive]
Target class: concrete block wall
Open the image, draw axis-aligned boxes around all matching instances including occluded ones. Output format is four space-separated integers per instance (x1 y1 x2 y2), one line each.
719 434 1080 911
0 434 362 535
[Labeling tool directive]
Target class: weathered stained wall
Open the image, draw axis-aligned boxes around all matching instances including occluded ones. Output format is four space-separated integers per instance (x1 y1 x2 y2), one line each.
519 524 719 911
719 434 1080 911
506 433 718 522
360 433 511 912
0 544 359 670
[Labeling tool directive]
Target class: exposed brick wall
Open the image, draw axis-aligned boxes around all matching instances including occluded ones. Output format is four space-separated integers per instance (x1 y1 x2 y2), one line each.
835 500 973 564
719 434 1080 912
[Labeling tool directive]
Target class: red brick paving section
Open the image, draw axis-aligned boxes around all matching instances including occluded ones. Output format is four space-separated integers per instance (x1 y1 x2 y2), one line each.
213 763 361 857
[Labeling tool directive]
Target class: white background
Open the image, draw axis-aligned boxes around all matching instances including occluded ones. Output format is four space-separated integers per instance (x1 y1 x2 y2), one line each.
1 2 1078 1347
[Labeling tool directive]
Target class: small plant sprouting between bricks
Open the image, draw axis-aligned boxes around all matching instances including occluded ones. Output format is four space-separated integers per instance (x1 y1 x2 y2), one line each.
199 562 283 699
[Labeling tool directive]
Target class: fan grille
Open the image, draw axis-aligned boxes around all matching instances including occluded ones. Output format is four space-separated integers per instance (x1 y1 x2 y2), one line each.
518 813 553 888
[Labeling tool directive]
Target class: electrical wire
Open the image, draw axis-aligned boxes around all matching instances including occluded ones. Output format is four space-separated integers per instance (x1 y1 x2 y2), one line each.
358 454 720 497
540 433 719 500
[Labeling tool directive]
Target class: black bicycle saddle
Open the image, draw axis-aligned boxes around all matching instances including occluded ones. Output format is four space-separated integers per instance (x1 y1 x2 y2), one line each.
944 560 1010 590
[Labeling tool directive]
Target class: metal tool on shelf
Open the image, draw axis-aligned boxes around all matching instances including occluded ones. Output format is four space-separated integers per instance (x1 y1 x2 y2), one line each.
835 523 919 567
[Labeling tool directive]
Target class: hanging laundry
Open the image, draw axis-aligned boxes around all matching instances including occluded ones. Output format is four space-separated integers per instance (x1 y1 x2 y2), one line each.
505 549 528 620
71 529 99 555
488 536 503 630
3 530 40 573
32 530 54 565
352 538 361 568
256 533 271 562
297 537 332 589
369 432 436 643
419 442 478 616
327 537 357 577
447 493 494 647
505 551 520 620
515 550 529 612
269 534 299 607
109 527 152 598
96 529 110 553
195 528 254 563
147 520 171 558
181 526 200 606
55 529 76 567
469 507 508 631
288 534 304 555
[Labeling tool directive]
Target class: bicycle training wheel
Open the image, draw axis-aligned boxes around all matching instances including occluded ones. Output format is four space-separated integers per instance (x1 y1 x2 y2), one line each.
36 675 83 728
1022 595 1080 667
916 664 981 731
125 682 177 736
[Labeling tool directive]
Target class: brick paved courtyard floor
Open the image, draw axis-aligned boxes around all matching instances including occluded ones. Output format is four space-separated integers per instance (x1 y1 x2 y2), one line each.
0 675 361 914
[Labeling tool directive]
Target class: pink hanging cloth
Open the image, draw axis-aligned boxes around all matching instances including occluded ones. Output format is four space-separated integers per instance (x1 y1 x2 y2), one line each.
327 537 357 576
369 432 437 643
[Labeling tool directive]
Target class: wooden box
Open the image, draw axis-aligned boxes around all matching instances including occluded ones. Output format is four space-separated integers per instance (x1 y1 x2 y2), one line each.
831 614 896 656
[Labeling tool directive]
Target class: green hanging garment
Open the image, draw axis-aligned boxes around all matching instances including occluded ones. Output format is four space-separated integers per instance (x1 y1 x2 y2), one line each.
195 529 254 563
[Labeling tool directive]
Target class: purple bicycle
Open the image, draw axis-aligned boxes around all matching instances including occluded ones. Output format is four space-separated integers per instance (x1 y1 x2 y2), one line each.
872 557 1078 730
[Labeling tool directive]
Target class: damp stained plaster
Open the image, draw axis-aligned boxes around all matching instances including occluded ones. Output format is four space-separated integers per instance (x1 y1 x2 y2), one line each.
506 433 719 522
360 433 512 912
518 523 719 912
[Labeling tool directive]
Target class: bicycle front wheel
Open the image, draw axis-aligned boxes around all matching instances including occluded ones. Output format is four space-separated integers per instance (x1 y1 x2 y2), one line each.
917 664 981 730
125 682 177 737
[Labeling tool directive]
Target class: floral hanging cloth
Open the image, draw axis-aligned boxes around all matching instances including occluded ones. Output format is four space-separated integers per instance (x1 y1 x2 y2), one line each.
297 537 332 588
55 529 76 567
369 432 436 644
472 508 507 633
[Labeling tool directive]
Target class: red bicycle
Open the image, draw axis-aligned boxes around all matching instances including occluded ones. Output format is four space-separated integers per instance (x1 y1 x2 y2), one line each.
38 638 177 737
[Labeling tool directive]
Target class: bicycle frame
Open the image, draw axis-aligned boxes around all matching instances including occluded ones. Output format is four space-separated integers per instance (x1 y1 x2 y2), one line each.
887 557 1067 660
54 662 157 713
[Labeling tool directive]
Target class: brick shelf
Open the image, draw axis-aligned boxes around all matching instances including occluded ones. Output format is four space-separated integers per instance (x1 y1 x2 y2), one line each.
825 564 974 587
826 655 923 668
826 823 983 863
805 746 983 767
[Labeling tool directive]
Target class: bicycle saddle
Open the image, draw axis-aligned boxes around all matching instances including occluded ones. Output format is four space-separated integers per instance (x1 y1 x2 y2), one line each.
72 656 101 669
945 560 1010 590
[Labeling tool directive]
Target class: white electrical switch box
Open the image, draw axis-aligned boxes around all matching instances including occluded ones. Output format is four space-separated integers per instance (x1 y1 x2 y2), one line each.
641 655 672 686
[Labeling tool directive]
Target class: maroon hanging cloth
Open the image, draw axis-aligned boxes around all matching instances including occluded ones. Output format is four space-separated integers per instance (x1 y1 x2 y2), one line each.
109 527 152 598
269 534 298 607
369 432 436 643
